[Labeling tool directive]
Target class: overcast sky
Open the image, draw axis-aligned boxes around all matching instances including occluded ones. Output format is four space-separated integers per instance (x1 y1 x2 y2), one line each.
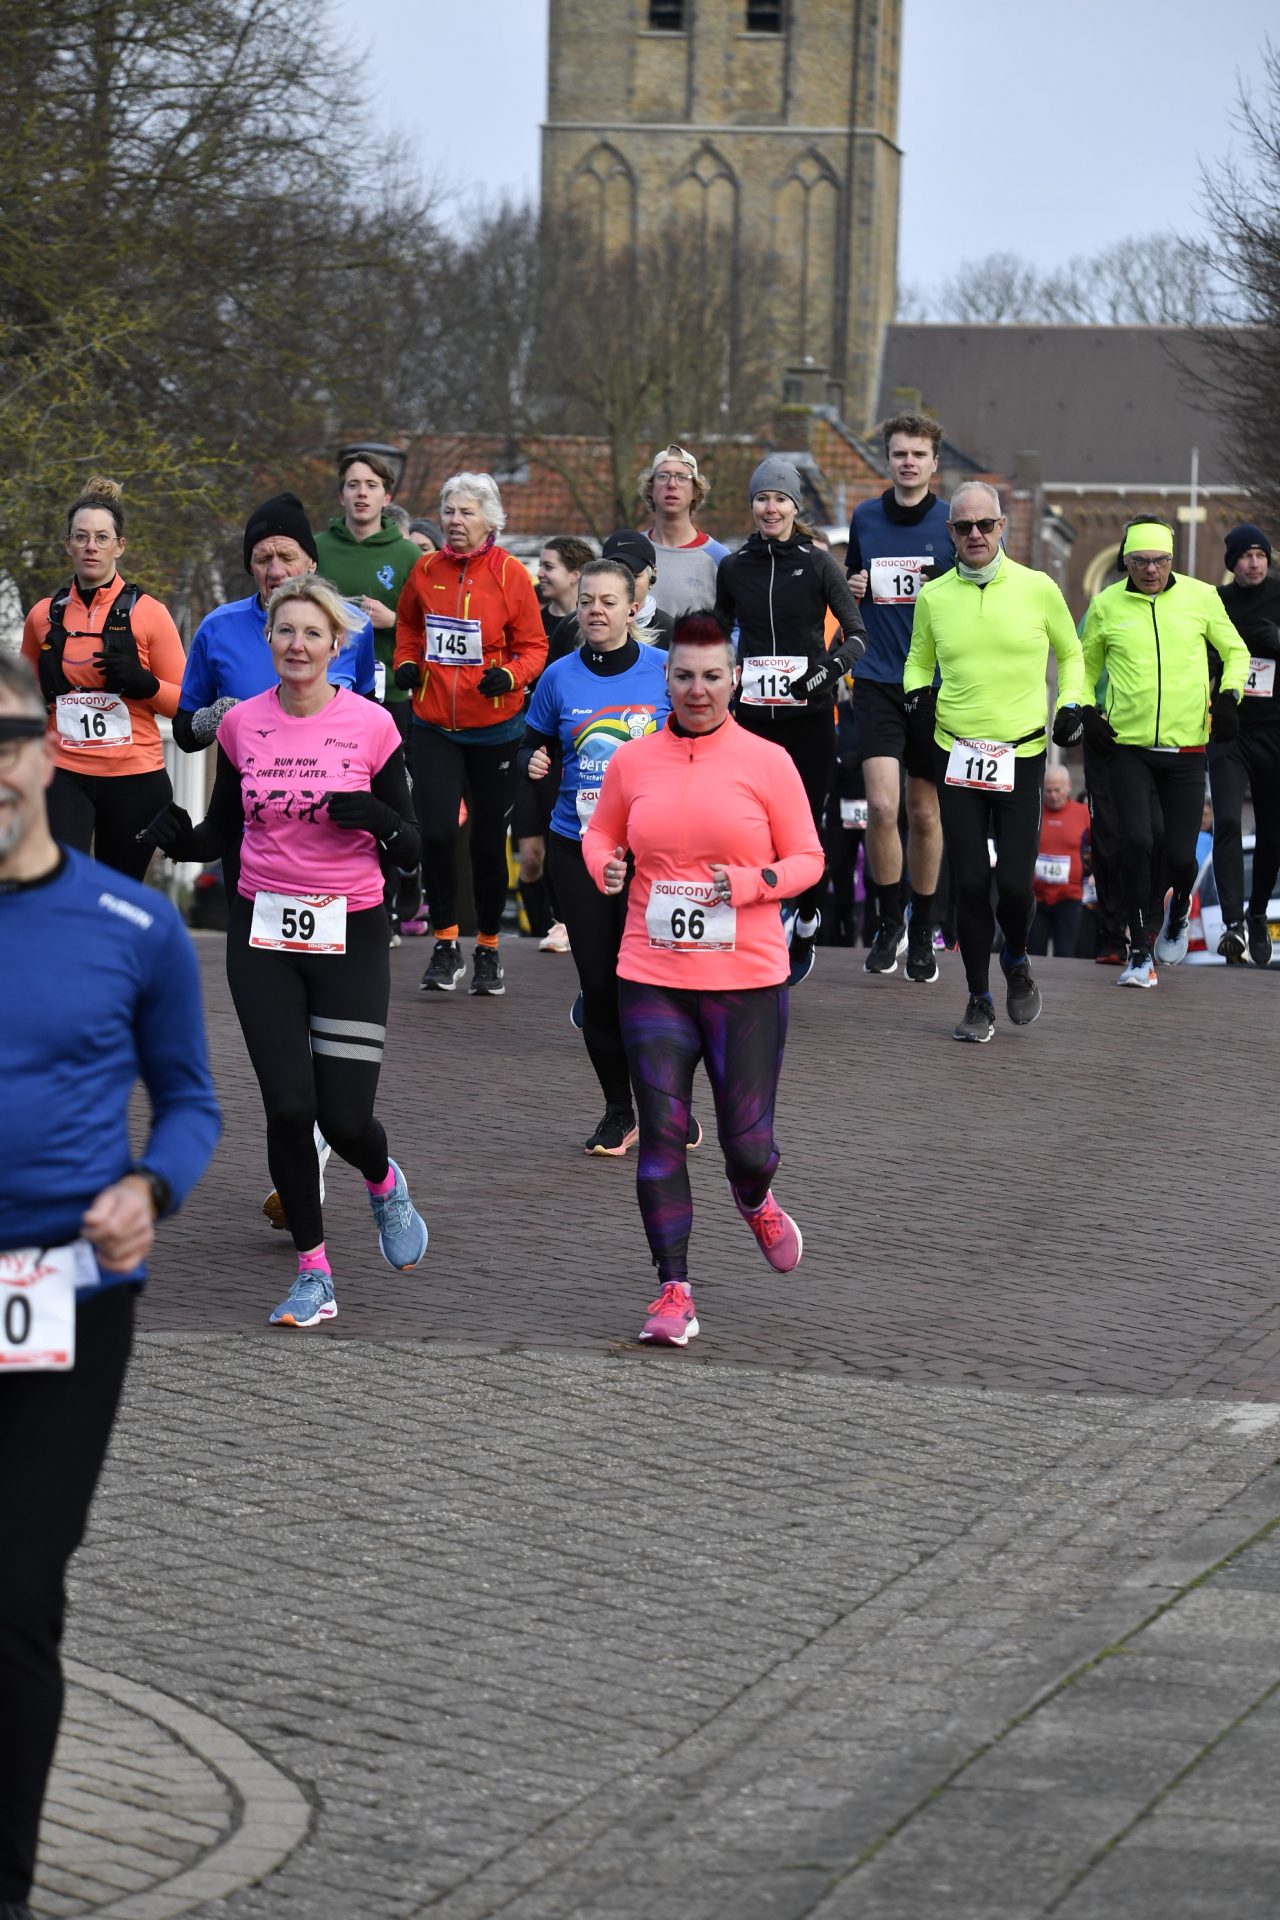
330 0 1275 292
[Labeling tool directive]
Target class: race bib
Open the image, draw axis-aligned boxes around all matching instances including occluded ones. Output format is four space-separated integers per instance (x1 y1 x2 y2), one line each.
870 556 930 605
575 786 600 830
55 691 133 749
1035 854 1072 886
840 797 869 829
374 660 387 702
945 737 1015 792
425 614 483 666
249 891 347 953
741 655 807 706
0 1243 89 1370
1244 657 1275 698
646 879 737 952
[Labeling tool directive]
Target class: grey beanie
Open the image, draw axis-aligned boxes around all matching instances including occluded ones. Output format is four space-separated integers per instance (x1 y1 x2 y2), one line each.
749 457 804 508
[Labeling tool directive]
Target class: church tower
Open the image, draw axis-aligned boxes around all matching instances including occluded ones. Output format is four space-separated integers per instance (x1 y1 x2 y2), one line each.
540 0 902 430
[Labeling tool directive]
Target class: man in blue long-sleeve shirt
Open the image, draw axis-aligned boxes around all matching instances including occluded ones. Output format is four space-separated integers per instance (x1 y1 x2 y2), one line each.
0 653 220 1920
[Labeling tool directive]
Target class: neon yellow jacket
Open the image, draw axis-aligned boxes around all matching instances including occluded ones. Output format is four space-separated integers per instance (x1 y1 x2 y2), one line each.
1081 574 1248 748
903 556 1085 757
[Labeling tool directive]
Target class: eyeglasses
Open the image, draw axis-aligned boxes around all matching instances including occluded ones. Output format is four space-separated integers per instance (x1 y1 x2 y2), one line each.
0 737 39 772
950 518 1001 536
1129 555 1172 569
653 470 693 487
69 530 118 547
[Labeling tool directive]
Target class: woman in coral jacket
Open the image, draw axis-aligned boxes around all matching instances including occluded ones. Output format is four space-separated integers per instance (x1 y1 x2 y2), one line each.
21 476 186 880
583 613 824 1348
392 471 546 999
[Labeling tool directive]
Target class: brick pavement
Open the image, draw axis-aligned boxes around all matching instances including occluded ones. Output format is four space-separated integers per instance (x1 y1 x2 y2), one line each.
145 936 1280 1401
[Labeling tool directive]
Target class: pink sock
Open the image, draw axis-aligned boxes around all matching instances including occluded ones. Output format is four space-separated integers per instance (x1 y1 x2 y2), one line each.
365 1165 396 1197
298 1244 328 1274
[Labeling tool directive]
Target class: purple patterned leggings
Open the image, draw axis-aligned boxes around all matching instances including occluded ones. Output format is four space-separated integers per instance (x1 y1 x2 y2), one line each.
618 979 788 1281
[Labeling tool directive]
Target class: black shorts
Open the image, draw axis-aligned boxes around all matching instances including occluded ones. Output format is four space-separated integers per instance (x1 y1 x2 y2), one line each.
849 677 934 781
511 767 558 843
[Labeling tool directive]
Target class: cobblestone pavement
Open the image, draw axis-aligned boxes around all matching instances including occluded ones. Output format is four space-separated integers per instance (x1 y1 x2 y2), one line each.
32 935 1280 1916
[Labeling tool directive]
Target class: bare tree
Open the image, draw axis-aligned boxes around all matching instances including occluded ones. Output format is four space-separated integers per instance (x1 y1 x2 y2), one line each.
904 234 1224 327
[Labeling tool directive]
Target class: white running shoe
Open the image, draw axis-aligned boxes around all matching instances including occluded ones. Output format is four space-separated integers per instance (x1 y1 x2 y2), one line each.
1117 952 1158 989
1154 899 1190 966
538 921 571 953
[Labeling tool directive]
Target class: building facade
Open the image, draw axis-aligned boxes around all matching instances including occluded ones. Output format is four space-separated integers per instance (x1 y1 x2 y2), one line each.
541 0 902 429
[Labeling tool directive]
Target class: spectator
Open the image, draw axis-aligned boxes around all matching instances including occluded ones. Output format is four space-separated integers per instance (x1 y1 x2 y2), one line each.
1027 764 1091 956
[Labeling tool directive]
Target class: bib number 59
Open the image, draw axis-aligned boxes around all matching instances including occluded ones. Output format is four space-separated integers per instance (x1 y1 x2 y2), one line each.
281 906 315 941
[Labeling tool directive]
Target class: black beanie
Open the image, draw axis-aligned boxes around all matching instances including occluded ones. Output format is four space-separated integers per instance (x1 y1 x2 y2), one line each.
243 492 318 573
1224 523 1272 572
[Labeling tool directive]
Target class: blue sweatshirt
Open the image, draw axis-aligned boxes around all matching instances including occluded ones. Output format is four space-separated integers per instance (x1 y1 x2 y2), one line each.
0 850 221 1295
525 642 671 842
847 491 954 682
178 592 376 709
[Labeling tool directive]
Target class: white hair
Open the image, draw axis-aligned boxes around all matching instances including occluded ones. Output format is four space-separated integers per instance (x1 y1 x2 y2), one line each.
441 471 506 534
951 480 1002 517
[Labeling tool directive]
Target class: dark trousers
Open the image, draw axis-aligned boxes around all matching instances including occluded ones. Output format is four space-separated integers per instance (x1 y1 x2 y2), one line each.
0 1285 135 1903
410 725 516 937
1028 898 1083 957
935 748 1044 995
548 833 631 1110
1082 738 1127 952
47 766 172 881
735 710 835 920
1108 747 1206 948
1209 728 1280 922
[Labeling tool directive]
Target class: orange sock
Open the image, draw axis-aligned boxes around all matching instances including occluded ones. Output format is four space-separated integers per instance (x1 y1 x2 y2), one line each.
475 931 500 949
435 924 459 941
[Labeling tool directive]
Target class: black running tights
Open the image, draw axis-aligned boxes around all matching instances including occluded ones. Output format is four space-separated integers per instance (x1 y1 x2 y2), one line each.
1208 729 1280 922
1107 747 1205 948
935 748 1044 995
735 710 835 920
46 766 172 881
548 832 631 1109
410 724 516 936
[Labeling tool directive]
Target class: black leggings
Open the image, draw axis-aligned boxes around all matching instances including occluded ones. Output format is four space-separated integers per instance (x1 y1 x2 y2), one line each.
549 833 631 1109
735 710 835 920
226 895 391 1251
47 766 172 881
619 979 787 1283
0 1284 135 1903
1209 728 1280 922
410 724 516 937
1107 747 1206 947
935 747 1044 995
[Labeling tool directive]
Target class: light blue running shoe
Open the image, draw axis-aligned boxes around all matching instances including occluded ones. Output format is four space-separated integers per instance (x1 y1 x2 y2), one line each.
370 1159 429 1271
268 1270 337 1328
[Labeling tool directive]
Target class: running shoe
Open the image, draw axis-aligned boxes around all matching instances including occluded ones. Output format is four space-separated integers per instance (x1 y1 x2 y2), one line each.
732 1185 803 1272
787 913 819 987
369 1158 428 1271
780 903 798 948
1218 920 1248 966
1000 952 1042 1026
585 1105 638 1156
268 1270 337 1328
395 869 424 927
420 938 466 992
1094 945 1127 966
905 920 939 983
864 918 908 974
538 921 571 953
1117 950 1158 988
569 990 584 1031
400 913 430 938
388 925 402 950
263 1135 330 1231
469 946 505 996
639 1281 699 1346
1247 911 1273 968
953 994 996 1043
686 1111 703 1151
1155 895 1191 966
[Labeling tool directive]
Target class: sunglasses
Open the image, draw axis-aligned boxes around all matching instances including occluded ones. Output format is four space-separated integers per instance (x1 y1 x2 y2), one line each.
950 518 1001 536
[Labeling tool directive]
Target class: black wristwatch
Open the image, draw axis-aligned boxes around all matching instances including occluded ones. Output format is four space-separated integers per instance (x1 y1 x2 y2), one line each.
762 869 778 888
127 1164 172 1218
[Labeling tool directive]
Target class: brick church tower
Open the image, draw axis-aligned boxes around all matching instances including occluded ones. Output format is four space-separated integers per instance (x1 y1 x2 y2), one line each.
540 0 902 430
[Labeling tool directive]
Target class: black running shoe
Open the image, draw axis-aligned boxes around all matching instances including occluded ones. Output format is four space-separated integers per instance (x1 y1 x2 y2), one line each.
1218 920 1248 965
1001 954 1042 1025
953 994 996 1043
584 1106 638 1156
395 868 424 927
420 938 465 992
905 921 939 984
1247 911 1273 969
863 918 908 974
788 915 819 986
469 945 505 995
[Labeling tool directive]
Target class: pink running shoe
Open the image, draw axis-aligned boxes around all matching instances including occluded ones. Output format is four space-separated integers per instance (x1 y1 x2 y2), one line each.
639 1281 699 1346
732 1187 804 1272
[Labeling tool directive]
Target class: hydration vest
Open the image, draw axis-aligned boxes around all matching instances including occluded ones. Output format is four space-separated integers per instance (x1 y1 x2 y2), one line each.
39 580 144 699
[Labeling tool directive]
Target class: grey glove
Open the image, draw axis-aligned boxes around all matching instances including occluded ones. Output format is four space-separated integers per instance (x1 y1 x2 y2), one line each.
190 695 238 747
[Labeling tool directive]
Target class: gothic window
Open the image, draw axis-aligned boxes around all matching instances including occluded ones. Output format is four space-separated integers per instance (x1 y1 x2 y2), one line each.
568 142 638 252
746 1 785 28
648 1 685 29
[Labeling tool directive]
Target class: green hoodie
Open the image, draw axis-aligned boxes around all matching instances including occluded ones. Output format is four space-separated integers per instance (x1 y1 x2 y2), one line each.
1081 573 1249 748
314 518 424 701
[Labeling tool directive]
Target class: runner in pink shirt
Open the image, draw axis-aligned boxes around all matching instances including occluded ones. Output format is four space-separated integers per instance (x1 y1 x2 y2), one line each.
140 577 428 1327
583 613 824 1345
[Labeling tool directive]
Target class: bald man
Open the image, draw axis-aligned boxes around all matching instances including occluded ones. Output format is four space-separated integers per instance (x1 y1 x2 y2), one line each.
1027 764 1090 956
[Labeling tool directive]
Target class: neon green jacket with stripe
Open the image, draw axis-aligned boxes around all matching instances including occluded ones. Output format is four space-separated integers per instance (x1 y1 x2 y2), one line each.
903 556 1085 757
1081 574 1249 748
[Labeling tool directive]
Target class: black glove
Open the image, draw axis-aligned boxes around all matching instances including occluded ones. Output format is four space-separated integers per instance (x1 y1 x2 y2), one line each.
1052 704 1084 748
325 790 401 841
1081 707 1116 752
476 665 515 698
393 661 421 692
903 684 937 754
136 803 193 855
794 655 840 702
1211 690 1241 743
94 651 159 701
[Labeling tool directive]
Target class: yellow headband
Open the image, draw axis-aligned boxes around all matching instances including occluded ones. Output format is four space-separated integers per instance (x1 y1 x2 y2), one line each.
1123 522 1174 557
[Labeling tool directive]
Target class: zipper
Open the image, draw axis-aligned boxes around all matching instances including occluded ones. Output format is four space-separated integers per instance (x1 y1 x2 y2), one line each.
766 543 778 723
1150 598 1162 747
